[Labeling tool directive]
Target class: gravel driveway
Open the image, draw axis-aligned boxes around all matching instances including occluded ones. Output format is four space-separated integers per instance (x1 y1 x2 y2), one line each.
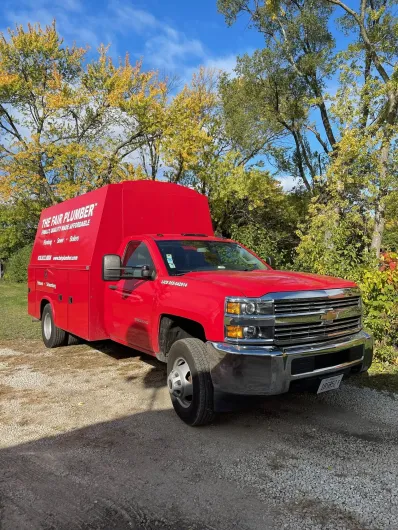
0 339 397 530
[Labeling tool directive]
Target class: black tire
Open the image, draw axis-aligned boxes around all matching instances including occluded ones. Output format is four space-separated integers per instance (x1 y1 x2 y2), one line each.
68 333 81 346
41 304 67 348
167 338 215 426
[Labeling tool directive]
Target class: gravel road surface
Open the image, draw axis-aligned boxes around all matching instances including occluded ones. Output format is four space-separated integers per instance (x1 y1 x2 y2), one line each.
0 340 397 530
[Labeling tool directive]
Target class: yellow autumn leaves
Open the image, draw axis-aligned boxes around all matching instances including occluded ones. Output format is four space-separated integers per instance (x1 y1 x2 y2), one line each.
0 22 221 203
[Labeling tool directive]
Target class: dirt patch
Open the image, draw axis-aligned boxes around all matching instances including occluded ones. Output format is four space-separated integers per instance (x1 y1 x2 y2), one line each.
0 384 15 398
0 340 149 380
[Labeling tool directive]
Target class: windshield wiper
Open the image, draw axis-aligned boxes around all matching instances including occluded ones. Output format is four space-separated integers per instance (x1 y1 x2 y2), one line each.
173 268 256 275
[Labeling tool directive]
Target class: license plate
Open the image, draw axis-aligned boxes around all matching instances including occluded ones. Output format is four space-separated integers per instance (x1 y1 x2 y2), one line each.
317 374 344 394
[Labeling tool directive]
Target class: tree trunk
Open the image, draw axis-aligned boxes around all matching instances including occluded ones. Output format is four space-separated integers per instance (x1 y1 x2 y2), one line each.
371 200 385 258
370 141 389 258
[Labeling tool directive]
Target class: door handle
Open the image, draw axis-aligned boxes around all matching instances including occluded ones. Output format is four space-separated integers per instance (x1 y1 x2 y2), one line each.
108 285 117 290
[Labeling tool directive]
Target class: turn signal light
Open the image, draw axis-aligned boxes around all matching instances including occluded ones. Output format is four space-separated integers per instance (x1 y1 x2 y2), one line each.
226 325 244 339
226 302 241 315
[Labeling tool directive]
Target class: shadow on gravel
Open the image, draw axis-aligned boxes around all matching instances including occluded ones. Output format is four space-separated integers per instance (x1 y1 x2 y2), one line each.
88 339 143 361
350 369 398 396
1 387 396 530
82 339 168 389
0 409 276 530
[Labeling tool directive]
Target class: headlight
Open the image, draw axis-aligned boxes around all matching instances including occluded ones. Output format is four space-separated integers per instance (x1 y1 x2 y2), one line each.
225 297 274 343
225 298 273 316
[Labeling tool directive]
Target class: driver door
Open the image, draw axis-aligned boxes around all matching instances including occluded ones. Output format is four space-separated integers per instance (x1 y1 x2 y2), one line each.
109 240 157 352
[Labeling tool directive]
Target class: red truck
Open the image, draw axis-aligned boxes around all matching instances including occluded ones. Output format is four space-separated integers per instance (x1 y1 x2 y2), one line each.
28 181 373 425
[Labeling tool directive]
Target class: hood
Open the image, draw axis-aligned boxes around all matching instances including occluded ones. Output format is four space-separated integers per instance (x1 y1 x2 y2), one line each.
181 270 357 298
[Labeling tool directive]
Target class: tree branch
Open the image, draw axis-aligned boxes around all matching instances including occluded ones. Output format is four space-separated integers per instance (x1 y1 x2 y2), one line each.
0 105 27 148
326 0 390 83
305 125 330 155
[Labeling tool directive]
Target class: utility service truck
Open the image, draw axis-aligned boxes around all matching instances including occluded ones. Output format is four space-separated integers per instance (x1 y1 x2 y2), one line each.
28 181 373 425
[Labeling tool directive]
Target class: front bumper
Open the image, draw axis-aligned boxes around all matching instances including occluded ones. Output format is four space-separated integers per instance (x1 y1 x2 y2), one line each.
206 330 373 396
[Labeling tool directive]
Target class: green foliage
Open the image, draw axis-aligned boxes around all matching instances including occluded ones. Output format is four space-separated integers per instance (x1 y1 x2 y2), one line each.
373 344 398 365
359 269 398 354
218 0 336 194
384 191 398 251
0 202 42 259
206 165 308 267
295 201 376 280
230 224 279 263
5 244 32 283
218 0 398 262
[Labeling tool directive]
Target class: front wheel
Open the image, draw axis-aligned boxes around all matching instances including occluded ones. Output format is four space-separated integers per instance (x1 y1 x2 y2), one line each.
167 338 215 426
41 304 67 348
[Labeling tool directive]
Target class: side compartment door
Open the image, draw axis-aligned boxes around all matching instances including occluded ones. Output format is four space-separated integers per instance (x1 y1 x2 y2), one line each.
67 269 89 339
53 269 68 330
109 241 157 352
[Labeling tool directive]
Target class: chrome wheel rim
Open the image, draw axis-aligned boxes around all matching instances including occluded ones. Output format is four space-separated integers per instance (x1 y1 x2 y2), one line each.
168 357 193 408
43 313 52 340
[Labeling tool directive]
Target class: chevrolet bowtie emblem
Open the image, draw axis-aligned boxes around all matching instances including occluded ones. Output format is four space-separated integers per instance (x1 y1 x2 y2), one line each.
321 309 338 322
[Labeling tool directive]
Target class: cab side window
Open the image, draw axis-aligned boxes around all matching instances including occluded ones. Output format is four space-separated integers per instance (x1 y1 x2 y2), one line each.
123 241 155 278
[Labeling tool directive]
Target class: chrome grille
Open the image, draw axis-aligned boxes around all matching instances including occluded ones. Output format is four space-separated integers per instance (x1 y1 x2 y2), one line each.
224 289 363 346
274 316 361 346
274 296 361 314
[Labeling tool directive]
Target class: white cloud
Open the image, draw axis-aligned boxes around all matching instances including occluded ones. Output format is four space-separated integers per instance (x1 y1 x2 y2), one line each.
56 0 82 12
277 175 297 192
144 32 205 70
110 4 158 34
204 54 237 75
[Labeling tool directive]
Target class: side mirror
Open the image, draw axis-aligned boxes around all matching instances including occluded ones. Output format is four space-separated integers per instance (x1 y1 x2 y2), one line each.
266 256 275 269
103 254 122 281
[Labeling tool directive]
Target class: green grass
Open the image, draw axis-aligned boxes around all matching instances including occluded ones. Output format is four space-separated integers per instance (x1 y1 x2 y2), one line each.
0 281 41 340
1 281 397 393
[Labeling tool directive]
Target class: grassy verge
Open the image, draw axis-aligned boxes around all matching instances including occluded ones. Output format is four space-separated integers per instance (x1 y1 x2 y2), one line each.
0 281 41 340
350 361 398 395
1 281 397 393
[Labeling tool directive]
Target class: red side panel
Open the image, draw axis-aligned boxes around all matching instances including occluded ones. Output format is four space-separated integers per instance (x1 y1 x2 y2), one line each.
34 266 58 318
27 266 37 318
67 269 89 338
52 269 68 330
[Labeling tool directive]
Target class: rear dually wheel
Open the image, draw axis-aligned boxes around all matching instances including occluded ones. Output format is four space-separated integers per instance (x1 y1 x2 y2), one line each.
41 304 68 348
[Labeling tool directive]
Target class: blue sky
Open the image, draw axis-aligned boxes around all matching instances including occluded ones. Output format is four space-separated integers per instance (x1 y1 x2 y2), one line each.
0 0 264 82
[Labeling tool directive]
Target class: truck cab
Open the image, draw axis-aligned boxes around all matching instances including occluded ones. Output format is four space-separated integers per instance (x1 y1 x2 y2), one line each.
28 181 373 426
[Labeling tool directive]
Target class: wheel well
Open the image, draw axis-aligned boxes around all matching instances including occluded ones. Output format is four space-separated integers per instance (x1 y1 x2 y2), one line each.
39 299 50 319
159 315 206 358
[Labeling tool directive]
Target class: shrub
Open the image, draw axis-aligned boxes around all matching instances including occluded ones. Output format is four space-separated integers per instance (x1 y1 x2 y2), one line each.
373 344 398 365
5 244 33 283
359 268 398 364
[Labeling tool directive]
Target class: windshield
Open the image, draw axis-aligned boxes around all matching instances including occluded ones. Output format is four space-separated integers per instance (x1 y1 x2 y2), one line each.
156 240 267 276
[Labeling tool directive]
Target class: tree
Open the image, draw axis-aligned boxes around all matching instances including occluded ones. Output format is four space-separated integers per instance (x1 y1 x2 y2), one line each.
0 24 221 257
217 0 398 259
0 23 167 204
324 0 398 256
0 20 309 267
218 0 337 193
